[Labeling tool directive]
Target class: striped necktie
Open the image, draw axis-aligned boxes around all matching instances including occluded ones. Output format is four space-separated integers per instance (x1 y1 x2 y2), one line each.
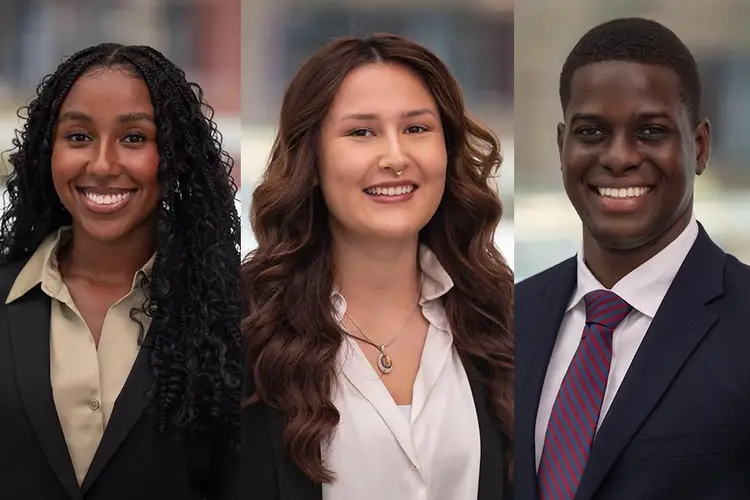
538 289 632 500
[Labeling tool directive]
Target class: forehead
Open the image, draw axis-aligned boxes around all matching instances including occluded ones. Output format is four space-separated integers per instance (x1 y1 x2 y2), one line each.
61 68 153 113
327 62 437 118
567 61 686 121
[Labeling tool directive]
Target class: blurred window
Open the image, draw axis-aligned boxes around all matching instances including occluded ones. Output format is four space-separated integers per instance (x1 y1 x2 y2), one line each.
275 3 513 112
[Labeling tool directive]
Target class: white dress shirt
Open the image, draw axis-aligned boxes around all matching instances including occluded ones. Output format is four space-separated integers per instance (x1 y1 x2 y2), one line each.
322 245 481 500
534 217 699 468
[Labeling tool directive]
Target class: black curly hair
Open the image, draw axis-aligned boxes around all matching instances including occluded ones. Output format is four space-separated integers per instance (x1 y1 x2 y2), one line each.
560 17 702 125
1 42 242 443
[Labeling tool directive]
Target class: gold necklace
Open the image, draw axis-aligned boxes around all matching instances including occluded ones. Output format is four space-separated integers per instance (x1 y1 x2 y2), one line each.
340 280 423 375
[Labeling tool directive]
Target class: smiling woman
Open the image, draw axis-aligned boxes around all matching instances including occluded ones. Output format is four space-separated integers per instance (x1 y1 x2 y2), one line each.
0 43 241 500
242 34 514 500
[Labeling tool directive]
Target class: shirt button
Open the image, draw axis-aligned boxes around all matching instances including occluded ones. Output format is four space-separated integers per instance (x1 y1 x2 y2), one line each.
89 398 101 411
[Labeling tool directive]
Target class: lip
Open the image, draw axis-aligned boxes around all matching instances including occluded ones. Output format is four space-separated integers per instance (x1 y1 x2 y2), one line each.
366 189 416 204
364 180 418 189
363 181 418 204
588 185 655 214
589 183 655 189
75 187 137 215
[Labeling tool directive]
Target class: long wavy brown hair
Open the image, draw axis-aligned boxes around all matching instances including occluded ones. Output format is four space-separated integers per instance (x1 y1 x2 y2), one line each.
241 33 514 485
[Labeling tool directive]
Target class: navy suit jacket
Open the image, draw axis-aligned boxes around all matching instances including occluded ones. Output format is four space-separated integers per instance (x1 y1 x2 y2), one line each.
515 224 750 500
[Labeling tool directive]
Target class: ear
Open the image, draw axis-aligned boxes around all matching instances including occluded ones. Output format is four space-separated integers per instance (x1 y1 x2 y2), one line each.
694 118 711 176
556 122 566 170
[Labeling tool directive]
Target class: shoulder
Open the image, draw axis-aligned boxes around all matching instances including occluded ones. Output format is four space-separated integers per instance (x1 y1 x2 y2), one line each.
719 252 750 303
515 257 576 300
723 252 750 279
0 258 32 303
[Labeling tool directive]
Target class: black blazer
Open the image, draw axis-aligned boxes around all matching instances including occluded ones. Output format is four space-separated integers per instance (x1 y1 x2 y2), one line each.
515 224 750 500
0 259 240 500
242 358 512 499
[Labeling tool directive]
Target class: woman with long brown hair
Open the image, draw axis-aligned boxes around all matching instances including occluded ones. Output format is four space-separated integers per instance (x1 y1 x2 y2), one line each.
242 34 513 500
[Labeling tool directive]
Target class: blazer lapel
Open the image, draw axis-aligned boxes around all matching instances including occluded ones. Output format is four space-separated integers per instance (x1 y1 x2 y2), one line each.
80 322 156 494
515 259 577 500
266 407 321 500
574 227 724 500
466 366 507 500
6 287 83 500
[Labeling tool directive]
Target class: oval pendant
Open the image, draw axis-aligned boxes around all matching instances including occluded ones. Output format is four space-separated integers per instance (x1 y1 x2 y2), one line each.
377 351 393 374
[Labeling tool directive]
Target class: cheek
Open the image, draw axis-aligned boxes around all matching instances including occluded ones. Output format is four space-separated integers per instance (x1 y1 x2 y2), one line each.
421 156 447 204
318 146 368 209
50 149 81 195
129 148 161 189
561 149 589 185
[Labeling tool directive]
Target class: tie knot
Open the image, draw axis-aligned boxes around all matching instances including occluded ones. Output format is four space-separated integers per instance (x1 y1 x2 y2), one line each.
583 290 632 330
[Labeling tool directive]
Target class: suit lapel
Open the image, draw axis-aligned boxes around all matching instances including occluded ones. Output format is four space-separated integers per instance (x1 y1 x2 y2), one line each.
515 259 577 500
6 287 83 500
80 322 156 494
466 365 506 500
266 407 321 500
574 227 724 500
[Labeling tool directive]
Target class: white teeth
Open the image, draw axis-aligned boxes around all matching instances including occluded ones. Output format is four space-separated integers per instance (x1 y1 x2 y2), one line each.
82 191 133 205
364 185 416 196
596 186 651 199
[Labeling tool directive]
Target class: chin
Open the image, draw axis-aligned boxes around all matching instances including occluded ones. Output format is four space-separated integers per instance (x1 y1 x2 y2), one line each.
79 220 134 243
364 224 421 242
586 224 654 251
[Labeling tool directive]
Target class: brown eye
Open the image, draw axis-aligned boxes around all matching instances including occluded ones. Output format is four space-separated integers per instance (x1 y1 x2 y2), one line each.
123 133 147 144
638 126 671 140
348 129 373 137
65 132 90 143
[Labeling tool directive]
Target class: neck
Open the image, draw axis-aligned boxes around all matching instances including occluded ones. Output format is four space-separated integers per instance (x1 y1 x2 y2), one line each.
61 223 155 284
332 232 421 312
582 210 692 288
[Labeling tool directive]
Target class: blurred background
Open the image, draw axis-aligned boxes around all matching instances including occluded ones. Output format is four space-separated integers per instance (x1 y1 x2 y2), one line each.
0 0 241 215
515 0 750 281
242 0 515 268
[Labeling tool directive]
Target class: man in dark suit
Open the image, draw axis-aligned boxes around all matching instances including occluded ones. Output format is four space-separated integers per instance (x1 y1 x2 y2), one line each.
515 17 750 500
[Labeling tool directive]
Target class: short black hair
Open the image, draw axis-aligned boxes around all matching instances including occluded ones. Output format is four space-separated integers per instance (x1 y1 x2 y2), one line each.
559 17 702 124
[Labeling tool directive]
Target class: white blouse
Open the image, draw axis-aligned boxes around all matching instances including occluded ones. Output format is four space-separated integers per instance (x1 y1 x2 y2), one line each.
322 246 481 500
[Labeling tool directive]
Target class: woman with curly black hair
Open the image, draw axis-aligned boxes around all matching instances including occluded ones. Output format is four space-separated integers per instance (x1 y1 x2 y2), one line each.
0 43 241 500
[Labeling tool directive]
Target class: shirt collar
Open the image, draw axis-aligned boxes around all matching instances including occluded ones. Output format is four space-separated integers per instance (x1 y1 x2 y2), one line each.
330 244 454 321
5 226 155 304
567 216 699 318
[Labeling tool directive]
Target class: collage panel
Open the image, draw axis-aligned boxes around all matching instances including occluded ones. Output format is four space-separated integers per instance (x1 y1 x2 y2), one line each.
241 0 515 499
0 1 242 499
515 1 750 499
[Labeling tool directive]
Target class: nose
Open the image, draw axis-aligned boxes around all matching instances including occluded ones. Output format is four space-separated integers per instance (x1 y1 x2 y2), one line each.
86 139 122 177
378 133 408 173
600 133 643 173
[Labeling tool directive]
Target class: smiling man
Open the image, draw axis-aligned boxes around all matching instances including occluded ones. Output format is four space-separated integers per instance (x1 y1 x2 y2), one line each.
515 17 750 500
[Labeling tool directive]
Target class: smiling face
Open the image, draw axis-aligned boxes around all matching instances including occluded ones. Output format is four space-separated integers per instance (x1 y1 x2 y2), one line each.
317 62 448 244
558 60 710 252
51 67 161 243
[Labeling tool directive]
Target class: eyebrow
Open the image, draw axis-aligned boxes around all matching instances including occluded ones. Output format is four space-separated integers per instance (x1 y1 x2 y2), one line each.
569 111 673 122
340 108 437 121
58 111 155 124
